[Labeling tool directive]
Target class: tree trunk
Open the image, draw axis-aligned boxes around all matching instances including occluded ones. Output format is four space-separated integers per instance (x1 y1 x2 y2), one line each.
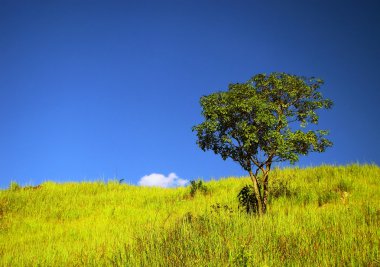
248 170 264 216
262 172 269 214
262 163 272 214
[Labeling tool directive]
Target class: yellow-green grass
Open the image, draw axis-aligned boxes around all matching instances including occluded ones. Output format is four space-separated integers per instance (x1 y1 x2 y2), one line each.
0 165 379 266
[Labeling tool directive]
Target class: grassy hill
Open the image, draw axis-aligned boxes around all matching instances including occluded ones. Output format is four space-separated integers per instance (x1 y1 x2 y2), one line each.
0 165 379 266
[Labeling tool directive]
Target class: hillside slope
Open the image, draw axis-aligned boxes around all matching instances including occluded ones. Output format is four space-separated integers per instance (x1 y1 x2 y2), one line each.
0 165 379 266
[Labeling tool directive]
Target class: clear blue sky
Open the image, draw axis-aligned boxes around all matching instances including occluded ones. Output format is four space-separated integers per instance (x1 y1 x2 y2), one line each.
1 0 379 188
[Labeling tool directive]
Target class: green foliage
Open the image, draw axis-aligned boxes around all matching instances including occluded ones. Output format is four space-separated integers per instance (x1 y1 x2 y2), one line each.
193 72 333 167
193 72 333 214
189 179 209 197
0 165 379 266
237 185 259 214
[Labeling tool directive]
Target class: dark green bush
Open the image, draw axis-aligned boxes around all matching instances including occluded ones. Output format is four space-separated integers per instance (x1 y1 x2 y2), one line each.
237 185 258 214
189 180 209 197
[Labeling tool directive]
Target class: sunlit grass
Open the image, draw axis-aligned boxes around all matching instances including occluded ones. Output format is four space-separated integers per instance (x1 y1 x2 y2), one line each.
0 164 379 266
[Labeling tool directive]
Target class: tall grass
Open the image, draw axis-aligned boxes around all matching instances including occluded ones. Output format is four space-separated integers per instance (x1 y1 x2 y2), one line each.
0 165 379 266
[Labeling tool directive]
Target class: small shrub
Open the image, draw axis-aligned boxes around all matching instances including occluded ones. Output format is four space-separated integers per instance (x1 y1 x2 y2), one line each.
189 180 209 197
237 185 258 214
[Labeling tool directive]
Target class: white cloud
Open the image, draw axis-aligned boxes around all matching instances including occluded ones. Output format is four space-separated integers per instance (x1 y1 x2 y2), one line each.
138 172 188 188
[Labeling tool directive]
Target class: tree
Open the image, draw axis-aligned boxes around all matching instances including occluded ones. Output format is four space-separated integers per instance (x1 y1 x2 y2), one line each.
192 73 333 215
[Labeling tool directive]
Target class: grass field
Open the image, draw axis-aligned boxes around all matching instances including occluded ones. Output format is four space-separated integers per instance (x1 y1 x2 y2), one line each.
0 164 379 266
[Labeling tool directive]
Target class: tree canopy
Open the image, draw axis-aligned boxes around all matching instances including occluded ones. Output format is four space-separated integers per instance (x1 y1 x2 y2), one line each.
193 72 333 214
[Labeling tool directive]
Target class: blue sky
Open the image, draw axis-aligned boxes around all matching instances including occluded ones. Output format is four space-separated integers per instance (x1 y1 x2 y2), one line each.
1 0 379 188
